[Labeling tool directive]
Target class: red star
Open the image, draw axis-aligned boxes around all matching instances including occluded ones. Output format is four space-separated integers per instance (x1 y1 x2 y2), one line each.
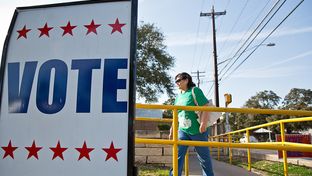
17 25 31 39
50 141 68 160
25 140 42 160
75 141 94 161
108 18 126 34
60 21 77 36
84 19 101 35
1 140 18 159
102 141 122 161
38 23 53 37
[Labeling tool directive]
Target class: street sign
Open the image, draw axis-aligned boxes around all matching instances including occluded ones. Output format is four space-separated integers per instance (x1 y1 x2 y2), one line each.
0 1 137 175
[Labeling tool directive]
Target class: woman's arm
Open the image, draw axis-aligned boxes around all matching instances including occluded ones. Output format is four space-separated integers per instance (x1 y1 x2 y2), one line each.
199 103 210 133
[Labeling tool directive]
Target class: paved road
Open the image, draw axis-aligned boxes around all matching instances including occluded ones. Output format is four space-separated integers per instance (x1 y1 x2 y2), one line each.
187 155 258 176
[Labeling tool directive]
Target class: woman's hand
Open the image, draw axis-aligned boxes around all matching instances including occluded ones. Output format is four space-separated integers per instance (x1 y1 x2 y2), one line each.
199 122 207 133
199 110 209 133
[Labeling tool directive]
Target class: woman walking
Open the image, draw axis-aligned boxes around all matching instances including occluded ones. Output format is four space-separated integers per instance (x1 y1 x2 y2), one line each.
169 72 214 176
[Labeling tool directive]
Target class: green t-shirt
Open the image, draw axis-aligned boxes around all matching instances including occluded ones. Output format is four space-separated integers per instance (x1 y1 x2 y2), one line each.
174 87 208 135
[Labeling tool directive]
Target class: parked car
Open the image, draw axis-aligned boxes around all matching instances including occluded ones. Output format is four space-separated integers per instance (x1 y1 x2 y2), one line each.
239 135 258 143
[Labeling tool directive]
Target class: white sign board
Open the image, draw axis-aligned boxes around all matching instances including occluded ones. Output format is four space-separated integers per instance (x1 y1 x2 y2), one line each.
0 1 137 175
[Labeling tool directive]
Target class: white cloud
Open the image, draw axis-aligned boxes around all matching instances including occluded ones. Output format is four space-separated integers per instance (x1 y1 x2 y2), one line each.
262 50 312 69
231 66 299 78
228 50 312 79
273 26 312 37
165 26 312 47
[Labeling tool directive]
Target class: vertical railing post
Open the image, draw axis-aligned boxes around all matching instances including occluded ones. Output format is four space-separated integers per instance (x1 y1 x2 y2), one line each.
223 136 227 156
228 134 232 164
280 122 288 176
172 109 179 176
246 130 251 171
217 136 220 160
184 150 189 176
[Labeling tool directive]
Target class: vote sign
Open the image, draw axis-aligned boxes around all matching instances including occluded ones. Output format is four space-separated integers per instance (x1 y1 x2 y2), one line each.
0 1 136 175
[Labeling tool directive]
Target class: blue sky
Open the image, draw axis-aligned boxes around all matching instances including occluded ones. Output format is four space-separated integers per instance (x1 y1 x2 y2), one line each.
1 0 311 107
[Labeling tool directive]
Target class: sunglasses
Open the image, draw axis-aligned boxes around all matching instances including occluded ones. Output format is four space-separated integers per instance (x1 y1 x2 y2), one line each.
175 77 186 83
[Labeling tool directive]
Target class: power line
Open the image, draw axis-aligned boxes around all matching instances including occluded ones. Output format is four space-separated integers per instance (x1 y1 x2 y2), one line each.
205 83 214 98
218 0 249 54
191 0 206 71
196 21 211 71
219 0 287 79
221 0 305 81
215 0 231 33
219 0 284 76
219 0 271 65
202 53 213 75
198 1 230 72
218 0 285 76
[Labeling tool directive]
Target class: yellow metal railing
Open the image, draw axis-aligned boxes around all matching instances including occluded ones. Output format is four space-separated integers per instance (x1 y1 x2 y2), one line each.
213 116 312 175
135 103 312 176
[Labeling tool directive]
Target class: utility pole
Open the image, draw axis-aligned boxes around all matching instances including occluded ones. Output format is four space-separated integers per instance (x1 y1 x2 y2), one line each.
191 70 205 88
200 6 226 107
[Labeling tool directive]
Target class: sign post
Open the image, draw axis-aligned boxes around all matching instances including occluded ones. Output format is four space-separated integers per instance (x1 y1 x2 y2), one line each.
0 1 137 175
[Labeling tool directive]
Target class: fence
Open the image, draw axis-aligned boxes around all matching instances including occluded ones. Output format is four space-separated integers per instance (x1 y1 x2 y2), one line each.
135 103 312 176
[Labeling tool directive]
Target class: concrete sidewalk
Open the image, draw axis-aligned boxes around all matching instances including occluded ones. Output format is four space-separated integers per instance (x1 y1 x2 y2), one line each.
187 155 258 176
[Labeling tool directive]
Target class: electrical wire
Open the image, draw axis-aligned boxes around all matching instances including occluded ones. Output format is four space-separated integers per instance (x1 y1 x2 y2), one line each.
218 0 285 76
219 0 284 75
202 53 213 76
191 0 206 71
202 0 231 72
218 0 249 55
196 21 211 71
205 83 215 98
215 0 232 33
219 0 287 79
221 0 305 81
219 0 271 64
197 0 229 72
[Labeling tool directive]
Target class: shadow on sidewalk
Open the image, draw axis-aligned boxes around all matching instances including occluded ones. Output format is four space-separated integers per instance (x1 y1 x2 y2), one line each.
187 155 259 176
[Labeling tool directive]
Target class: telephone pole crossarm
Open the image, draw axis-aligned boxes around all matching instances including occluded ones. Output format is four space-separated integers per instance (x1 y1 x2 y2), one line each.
200 11 226 17
191 70 205 88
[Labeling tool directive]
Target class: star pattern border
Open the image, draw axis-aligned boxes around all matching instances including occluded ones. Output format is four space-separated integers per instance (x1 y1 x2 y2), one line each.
16 18 126 40
1 140 122 162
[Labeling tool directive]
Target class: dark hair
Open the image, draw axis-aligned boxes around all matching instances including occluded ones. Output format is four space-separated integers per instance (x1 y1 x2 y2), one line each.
175 72 196 89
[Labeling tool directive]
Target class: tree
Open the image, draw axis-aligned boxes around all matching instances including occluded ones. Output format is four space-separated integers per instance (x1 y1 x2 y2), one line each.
228 112 245 131
243 90 281 127
280 88 312 133
229 89 312 134
230 90 281 130
136 23 175 102
282 88 312 110
244 90 281 109
162 98 175 119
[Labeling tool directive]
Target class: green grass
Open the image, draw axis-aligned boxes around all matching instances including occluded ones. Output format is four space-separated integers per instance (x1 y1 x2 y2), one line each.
136 158 312 176
137 165 170 176
227 157 312 176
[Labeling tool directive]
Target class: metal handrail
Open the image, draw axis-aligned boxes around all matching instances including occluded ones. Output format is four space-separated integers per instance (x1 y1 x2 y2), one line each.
135 104 312 176
215 116 312 136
